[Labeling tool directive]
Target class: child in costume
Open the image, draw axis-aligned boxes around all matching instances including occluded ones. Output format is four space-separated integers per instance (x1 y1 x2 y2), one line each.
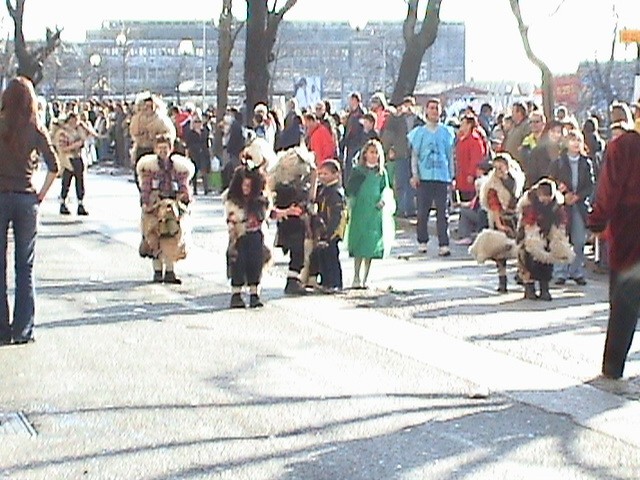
516 178 575 300
469 153 524 292
225 166 270 308
137 135 194 284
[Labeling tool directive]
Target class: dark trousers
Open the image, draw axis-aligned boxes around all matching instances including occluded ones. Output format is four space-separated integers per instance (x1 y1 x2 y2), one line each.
278 219 306 274
312 239 342 289
60 157 85 201
602 264 640 378
287 233 305 274
134 147 154 191
416 180 450 246
230 231 264 287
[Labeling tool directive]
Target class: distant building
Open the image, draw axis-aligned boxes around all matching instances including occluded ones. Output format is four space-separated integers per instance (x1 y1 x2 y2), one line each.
39 19 466 106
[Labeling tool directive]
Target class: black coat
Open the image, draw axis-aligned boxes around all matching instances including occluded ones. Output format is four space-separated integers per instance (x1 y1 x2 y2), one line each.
547 153 595 225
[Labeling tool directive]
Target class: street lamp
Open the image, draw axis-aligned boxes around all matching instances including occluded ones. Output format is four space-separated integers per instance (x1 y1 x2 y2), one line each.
343 17 368 106
176 38 195 105
89 53 101 98
115 31 129 102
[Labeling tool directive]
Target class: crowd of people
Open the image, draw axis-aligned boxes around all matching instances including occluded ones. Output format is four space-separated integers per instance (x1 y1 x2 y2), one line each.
1 74 640 381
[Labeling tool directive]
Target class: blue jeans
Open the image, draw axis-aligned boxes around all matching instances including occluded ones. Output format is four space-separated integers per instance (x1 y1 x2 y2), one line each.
556 208 586 280
416 180 450 247
394 158 416 217
0 193 38 342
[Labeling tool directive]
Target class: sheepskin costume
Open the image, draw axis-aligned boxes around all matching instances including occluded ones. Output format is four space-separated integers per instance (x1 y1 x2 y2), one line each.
469 229 517 263
516 185 575 266
478 155 525 229
469 155 525 264
137 153 194 263
266 145 317 284
266 145 316 198
242 135 278 172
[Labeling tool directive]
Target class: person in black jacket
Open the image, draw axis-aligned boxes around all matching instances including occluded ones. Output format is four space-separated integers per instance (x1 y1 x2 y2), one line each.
547 129 595 285
308 160 346 291
222 108 245 191
184 114 212 195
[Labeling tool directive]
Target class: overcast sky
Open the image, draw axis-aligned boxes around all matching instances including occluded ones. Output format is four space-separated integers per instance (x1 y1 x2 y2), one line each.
5 0 640 82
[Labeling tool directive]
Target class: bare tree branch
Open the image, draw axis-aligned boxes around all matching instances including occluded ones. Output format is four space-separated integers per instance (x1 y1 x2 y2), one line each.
508 0 554 119
418 0 442 44
274 0 297 19
6 0 61 85
403 0 418 43
548 0 567 18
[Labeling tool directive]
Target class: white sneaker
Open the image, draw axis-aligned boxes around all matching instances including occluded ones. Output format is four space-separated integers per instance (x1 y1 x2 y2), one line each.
351 278 362 289
418 243 428 253
438 246 451 257
454 237 473 246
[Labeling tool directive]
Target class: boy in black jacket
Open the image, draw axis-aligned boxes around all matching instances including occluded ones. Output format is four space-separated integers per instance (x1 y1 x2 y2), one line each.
309 160 346 291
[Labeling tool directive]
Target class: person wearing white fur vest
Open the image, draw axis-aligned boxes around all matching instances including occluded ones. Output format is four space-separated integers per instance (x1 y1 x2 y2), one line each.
516 179 575 300
137 135 194 284
469 153 524 293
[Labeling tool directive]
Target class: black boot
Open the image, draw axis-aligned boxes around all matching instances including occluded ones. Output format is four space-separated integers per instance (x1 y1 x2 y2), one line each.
538 281 552 301
284 277 306 296
59 203 70 215
524 283 537 300
153 270 163 283
77 204 89 216
497 275 507 293
163 271 182 284
230 293 245 309
249 294 264 308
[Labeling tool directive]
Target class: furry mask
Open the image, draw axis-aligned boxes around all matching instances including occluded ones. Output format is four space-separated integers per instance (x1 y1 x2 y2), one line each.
156 199 182 238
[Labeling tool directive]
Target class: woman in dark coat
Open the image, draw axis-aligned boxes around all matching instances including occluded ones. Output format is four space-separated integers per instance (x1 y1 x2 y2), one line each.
547 129 595 285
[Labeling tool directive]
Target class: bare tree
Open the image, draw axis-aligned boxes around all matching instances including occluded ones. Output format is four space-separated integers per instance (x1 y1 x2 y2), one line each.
6 0 61 86
390 0 443 106
508 0 555 120
591 4 619 108
214 0 244 158
244 0 297 113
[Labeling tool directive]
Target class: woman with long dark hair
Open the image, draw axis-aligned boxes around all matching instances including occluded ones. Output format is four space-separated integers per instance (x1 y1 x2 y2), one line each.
0 77 59 345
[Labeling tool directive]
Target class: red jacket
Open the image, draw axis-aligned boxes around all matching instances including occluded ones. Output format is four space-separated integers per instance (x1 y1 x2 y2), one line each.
455 130 486 193
588 130 640 271
309 123 337 166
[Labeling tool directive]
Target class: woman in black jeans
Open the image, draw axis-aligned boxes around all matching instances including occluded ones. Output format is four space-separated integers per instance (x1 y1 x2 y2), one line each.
0 77 59 345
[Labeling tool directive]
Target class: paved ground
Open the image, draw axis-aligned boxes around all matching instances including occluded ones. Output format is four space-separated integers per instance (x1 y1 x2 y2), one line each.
1 169 639 479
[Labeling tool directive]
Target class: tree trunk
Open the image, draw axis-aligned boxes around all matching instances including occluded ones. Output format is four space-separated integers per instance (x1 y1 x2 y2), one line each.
214 0 243 158
509 0 555 120
6 0 61 86
390 0 442 106
244 0 297 115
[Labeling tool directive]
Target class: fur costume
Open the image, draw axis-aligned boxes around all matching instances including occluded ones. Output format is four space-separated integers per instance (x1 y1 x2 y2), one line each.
129 99 176 151
470 158 524 264
468 229 517 263
266 146 317 283
266 146 317 199
223 194 272 279
242 135 278 172
138 153 194 263
479 158 525 229
516 189 575 265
